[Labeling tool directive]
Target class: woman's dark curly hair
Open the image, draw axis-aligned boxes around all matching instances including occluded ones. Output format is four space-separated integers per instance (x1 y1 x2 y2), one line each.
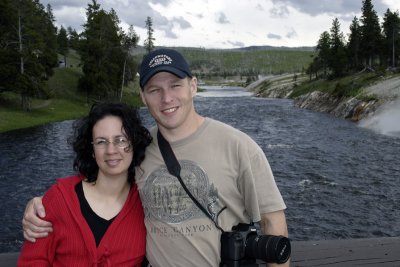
71 102 152 184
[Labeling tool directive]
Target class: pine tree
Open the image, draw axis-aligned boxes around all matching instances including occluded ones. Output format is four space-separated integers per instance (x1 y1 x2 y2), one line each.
144 16 155 53
0 0 19 93
0 0 58 110
347 17 362 71
78 0 125 101
40 3 58 77
67 26 80 50
57 26 69 66
329 18 347 77
120 25 139 100
382 9 400 68
359 0 382 67
316 31 331 77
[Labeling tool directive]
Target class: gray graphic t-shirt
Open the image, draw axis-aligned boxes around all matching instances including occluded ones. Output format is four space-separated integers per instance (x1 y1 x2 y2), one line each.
136 118 286 267
141 160 220 223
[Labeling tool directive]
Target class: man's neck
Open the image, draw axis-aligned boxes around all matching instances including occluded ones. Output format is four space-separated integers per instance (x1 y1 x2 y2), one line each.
158 114 205 143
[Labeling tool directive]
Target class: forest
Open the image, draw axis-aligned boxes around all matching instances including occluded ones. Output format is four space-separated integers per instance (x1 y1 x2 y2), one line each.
0 0 146 111
308 0 400 80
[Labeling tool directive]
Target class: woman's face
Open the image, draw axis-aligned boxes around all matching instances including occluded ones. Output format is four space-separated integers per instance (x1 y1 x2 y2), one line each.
92 115 133 180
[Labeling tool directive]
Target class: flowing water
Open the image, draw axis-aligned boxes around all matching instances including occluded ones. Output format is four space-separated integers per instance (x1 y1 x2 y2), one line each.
0 86 399 252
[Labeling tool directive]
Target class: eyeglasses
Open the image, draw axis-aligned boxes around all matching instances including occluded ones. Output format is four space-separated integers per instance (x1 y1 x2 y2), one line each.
92 137 130 149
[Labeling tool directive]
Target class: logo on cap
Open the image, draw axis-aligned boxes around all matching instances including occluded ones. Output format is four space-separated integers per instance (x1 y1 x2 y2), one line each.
149 54 173 68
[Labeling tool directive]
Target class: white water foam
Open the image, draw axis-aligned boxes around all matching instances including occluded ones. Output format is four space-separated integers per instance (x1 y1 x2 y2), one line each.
359 99 400 137
196 86 253 97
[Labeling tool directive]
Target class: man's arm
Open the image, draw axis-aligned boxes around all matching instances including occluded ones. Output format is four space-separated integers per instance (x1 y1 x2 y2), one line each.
22 197 53 242
259 210 290 267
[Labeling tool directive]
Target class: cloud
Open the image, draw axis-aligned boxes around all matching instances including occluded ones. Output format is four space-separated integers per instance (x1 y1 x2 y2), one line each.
270 5 290 18
116 2 164 28
256 4 265 11
267 33 282 40
216 12 230 24
226 40 245 47
188 12 204 19
35 0 400 49
157 16 192 39
41 0 83 8
42 0 158 31
270 0 359 16
44 0 187 35
158 22 177 39
172 17 192 29
270 0 391 17
163 29 178 39
52 6 85 29
149 0 173 6
286 29 298 38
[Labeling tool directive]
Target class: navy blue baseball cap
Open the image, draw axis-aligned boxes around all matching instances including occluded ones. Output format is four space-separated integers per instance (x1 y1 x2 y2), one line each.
139 49 192 88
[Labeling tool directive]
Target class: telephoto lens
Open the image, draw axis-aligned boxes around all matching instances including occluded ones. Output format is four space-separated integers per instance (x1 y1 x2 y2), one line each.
245 234 291 264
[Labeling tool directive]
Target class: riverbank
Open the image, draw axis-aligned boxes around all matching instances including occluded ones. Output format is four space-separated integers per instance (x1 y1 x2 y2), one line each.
247 73 400 137
4 237 399 266
0 62 143 134
0 92 143 134
293 75 400 137
249 73 399 120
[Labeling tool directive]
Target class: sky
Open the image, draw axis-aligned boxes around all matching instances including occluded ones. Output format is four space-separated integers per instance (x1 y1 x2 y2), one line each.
40 0 400 49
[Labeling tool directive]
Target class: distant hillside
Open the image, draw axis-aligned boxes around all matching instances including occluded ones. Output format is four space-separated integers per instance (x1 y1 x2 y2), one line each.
149 45 315 52
234 45 315 52
133 46 315 79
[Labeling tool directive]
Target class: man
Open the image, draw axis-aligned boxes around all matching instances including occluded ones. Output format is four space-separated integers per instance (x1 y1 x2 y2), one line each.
23 49 289 267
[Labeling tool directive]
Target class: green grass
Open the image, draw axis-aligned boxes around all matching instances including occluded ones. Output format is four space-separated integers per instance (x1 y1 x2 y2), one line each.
62 49 81 68
0 98 89 132
0 83 143 133
0 56 88 133
46 67 83 99
289 72 380 98
0 50 143 133
256 80 273 94
182 49 314 76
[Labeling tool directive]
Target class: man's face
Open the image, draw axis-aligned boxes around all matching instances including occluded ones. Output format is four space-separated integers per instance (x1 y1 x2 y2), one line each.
140 72 197 133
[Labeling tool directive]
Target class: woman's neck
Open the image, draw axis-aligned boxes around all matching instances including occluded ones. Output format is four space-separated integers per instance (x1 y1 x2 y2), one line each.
82 175 131 220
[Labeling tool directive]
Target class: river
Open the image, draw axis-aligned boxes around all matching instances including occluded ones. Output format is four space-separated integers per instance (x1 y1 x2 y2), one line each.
0 86 399 253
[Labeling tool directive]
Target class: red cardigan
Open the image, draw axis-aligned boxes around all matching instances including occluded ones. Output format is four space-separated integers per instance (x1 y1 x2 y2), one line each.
18 175 146 267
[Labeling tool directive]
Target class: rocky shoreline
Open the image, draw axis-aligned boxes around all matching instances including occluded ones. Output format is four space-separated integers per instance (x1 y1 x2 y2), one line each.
247 74 400 123
293 91 381 122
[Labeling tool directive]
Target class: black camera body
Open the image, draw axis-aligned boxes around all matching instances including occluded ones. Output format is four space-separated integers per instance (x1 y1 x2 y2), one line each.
220 223 291 267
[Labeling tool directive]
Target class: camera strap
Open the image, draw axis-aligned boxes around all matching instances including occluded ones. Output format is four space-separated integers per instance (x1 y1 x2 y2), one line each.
157 130 224 232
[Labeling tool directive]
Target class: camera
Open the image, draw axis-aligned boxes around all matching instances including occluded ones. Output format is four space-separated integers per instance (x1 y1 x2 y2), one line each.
220 223 291 267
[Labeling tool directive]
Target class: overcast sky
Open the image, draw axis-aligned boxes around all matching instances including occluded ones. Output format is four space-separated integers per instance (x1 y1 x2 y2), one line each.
40 0 400 49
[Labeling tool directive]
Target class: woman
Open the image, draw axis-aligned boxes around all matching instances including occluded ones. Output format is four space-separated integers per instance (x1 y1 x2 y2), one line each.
18 102 152 266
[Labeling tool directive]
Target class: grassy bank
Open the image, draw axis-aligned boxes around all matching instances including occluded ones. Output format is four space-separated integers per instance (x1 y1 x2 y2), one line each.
0 51 142 133
0 91 142 134
289 72 383 100
182 48 313 75
0 97 89 133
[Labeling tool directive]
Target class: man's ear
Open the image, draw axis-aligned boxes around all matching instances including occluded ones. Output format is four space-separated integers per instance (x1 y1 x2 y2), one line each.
139 90 147 106
190 77 198 95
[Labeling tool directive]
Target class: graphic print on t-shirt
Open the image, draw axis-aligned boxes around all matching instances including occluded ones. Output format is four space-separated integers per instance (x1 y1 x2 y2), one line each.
140 160 221 223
